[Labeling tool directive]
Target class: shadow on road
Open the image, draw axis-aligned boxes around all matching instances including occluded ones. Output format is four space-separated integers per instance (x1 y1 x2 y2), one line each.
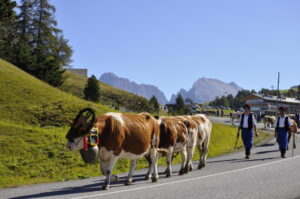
207 156 278 164
256 150 279 154
9 173 148 199
9 173 173 199
256 143 276 148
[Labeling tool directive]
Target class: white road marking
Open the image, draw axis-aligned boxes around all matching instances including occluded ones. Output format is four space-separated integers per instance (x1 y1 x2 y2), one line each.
69 154 300 199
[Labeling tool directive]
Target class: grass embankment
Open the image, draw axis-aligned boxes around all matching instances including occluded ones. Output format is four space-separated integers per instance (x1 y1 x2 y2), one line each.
0 59 273 188
0 59 112 188
60 72 151 112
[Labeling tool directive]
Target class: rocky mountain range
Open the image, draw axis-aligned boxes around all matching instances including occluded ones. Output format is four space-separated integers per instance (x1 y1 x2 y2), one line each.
100 73 243 104
170 78 243 103
99 73 169 104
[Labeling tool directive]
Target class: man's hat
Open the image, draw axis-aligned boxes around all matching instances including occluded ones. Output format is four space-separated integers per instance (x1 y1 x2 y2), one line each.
243 104 251 109
278 106 286 111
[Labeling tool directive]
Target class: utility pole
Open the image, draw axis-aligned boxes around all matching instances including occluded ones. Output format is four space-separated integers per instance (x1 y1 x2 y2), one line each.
276 72 280 112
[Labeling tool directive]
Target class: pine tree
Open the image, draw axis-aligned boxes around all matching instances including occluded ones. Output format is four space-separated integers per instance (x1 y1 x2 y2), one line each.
13 0 36 72
175 94 185 111
13 0 72 87
150 95 160 113
297 85 300 98
84 75 101 102
0 0 18 61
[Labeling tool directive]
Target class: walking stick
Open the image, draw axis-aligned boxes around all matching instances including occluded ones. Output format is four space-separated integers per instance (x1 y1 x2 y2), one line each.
292 133 296 157
234 129 240 150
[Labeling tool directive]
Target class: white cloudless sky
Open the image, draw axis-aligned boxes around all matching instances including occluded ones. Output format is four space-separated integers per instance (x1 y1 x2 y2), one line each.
51 0 300 99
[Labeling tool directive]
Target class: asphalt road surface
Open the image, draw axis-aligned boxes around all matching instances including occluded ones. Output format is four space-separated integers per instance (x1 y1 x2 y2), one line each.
1 134 300 199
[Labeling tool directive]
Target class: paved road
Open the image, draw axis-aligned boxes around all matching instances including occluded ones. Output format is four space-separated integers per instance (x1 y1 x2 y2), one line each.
1 136 300 199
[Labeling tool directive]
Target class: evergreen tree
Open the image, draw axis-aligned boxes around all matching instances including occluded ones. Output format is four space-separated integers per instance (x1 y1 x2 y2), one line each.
13 0 72 87
13 0 35 72
175 94 185 111
297 85 300 98
0 0 18 61
150 95 160 113
84 75 100 102
185 98 193 104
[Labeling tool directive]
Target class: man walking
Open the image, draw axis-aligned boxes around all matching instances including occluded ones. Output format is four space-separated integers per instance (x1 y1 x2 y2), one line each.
237 104 259 159
275 107 292 158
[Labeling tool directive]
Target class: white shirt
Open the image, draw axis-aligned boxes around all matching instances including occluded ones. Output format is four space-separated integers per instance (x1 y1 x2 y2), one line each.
239 114 256 128
278 116 292 128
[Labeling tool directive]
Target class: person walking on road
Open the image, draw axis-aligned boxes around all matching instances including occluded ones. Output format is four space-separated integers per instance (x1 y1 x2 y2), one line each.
237 104 259 159
275 107 292 158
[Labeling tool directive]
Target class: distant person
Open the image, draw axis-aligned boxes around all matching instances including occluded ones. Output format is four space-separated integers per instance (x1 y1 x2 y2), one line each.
296 113 300 126
221 109 224 118
237 104 259 159
216 109 220 117
275 107 292 158
257 111 262 123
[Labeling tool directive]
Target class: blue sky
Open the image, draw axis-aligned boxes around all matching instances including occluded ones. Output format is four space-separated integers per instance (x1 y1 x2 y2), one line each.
51 0 300 99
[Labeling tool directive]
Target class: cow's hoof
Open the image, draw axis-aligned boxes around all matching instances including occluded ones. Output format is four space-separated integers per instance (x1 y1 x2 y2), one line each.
102 185 109 190
124 179 132 186
113 175 119 182
184 167 189 174
179 169 184 175
166 172 171 178
198 163 205 169
198 164 205 169
151 177 158 183
189 165 193 172
145 175 151 180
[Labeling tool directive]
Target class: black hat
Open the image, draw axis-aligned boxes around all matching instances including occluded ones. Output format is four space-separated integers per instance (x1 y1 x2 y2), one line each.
243 104 251 109
278 106 286 111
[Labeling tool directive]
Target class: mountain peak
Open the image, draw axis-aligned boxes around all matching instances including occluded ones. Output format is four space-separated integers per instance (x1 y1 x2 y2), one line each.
170 77 243 103
99 73 168 104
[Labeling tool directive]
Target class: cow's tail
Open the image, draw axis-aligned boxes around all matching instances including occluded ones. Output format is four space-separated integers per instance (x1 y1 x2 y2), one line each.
157 148 170 155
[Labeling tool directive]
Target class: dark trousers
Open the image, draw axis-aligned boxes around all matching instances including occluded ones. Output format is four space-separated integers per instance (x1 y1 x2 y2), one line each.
241 128 253 156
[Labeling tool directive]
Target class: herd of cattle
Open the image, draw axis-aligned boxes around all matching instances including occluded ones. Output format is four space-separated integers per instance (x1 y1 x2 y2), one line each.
65 108 212 190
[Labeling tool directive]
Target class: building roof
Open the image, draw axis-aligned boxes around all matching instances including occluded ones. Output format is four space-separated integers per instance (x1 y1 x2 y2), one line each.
245 94 300 104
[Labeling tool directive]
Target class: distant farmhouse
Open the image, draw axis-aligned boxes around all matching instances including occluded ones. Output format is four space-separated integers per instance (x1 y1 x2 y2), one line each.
244 94 300 114
65 68 88 77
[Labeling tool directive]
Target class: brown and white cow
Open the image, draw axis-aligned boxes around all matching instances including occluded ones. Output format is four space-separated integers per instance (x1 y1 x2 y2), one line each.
263 115 276 129
288 119 298 149
145 116 189 178
173 116 199 172
66 109 161 190
190 114 212 169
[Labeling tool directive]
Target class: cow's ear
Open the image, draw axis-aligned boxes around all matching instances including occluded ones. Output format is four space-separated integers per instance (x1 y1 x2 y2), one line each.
67 120 73 126
154 115 160 120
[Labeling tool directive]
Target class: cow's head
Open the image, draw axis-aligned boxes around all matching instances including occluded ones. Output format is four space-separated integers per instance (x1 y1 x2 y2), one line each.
66 108 95 151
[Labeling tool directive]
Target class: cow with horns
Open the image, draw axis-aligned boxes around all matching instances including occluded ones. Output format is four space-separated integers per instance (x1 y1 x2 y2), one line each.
65 108 162 190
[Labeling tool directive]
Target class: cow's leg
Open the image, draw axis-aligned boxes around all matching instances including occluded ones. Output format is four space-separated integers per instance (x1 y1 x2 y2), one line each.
144 154 152 180
150 148 159 182
197 142 204 169
125 160 137 185
200 141 209 169
185 134 197 174
100 159 119 182
179 147 187 175
102 156 118 190
165 147 174 177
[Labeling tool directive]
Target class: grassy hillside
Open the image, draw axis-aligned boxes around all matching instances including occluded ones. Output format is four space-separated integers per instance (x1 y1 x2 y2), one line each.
60 72 151 112
0 59 112 126
0 59 113 187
